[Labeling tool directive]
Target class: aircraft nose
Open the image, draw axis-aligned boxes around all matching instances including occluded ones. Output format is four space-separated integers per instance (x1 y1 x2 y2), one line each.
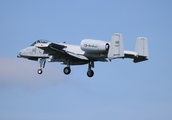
17 51 22 58
17 49 25 58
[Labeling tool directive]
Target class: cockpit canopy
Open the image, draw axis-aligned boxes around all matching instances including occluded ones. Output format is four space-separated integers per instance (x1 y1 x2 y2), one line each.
30 40 51 46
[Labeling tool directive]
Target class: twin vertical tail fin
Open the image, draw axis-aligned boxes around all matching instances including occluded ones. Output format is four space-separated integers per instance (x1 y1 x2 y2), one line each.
133 37 149 63
108 33 124 60
107 33 149 62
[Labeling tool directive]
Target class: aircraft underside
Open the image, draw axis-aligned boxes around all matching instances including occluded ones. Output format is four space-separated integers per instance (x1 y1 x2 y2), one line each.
37 57 95 77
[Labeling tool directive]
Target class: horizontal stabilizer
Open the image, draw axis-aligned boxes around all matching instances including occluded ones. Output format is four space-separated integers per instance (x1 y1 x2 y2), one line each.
108 33 124 60
134 37 149 63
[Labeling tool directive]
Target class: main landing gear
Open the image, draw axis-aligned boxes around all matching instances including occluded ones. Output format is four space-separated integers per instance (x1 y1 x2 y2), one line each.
63 60 71 75
87 62 94 77
62 61 94 77
63 66 71 75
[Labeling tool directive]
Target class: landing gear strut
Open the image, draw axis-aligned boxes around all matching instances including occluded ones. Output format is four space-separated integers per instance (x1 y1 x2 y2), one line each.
37 58 46 74
87 61 94 77
63 59 71 75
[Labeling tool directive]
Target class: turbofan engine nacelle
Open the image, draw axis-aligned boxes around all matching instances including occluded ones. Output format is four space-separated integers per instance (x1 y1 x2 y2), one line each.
80 39 109 53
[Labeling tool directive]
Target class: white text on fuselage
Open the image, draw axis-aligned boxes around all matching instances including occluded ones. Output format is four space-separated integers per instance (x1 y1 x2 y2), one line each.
84 44 98 48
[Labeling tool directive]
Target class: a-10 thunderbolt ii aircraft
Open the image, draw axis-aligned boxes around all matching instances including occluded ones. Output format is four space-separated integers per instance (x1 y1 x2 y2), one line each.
17 33 149 77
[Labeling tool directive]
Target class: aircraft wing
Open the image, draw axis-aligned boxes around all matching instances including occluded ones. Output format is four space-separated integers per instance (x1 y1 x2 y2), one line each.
35 42 88 60
35 42 66 53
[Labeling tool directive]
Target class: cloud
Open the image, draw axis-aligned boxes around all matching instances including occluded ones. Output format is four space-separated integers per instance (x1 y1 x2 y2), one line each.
0 56 65 89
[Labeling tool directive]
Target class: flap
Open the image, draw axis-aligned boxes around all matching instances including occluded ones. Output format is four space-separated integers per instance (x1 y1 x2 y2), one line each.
67 51 88 60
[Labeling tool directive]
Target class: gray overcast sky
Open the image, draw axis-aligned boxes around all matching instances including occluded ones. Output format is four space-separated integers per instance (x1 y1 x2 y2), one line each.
0 0 172 120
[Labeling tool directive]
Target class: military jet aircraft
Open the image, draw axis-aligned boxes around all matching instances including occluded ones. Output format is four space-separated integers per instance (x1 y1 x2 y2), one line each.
17 33 148 77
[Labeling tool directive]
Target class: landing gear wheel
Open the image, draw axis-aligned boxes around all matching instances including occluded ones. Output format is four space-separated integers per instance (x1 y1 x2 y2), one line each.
37 69 43 74
63 67 71 75
87 70 94 77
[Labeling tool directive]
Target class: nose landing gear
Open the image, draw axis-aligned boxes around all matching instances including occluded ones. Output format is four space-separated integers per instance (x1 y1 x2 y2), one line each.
37 58 46 74
37 69 43 74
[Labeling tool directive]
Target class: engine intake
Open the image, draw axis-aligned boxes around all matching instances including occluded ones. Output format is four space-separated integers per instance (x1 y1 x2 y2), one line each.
80 39 109 53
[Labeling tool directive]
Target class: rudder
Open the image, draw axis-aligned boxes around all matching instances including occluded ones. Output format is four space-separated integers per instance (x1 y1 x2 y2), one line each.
134 37 149 63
